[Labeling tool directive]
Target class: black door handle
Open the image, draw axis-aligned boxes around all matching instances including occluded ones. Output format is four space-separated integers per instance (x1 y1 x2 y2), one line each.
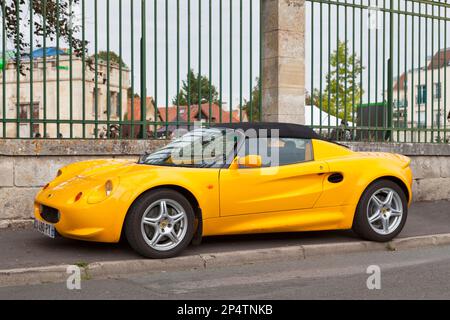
328 173 344 184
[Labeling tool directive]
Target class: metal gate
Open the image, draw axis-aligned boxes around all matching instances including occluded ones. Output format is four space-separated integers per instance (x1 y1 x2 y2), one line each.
306 0 449 143
0 0 261 139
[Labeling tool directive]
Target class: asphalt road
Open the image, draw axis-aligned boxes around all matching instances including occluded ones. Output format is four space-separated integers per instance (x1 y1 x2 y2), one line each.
1 244 450 299
0 200 449 270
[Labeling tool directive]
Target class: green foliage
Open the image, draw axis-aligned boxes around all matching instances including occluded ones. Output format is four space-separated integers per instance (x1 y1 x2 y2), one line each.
172 69 219 106
242 78 261 121
91 51 127 68
127 87 140 99
2 0 86 56
313 41 364 121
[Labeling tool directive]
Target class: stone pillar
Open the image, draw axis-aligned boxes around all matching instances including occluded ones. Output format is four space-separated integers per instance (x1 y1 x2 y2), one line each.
262 0 306 124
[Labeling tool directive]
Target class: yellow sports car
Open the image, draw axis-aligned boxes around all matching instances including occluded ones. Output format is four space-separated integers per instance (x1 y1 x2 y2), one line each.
34 123 413 259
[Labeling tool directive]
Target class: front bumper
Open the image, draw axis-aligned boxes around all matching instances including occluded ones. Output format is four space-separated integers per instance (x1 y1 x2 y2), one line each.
34 188 130 243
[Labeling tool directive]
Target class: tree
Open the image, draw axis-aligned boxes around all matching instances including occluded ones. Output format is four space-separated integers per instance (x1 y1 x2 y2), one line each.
305 90 312 106
242 77 261 121
91 51 127 68
127 87 140 99
172 69 219 106
312 41 364 121
1 0 85 56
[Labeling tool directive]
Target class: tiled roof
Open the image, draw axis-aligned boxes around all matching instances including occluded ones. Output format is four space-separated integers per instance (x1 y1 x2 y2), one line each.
126 97 154 120
157 103 241 124
428 48 450 70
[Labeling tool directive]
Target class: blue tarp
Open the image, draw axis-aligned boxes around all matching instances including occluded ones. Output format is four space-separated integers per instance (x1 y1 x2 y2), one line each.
0 47 68 62
30 47 66 58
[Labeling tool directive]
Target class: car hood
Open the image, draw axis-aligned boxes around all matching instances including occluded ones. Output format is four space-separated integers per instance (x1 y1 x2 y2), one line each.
57 159 147 182
39 159 154 205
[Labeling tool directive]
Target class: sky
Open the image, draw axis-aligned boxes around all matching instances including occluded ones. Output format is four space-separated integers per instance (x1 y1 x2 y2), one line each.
305 0 450 103
1 0 261 110
80 0 261 109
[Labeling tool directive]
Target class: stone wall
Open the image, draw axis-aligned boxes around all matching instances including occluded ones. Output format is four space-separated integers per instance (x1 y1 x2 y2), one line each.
0 139 166 224
0 139 449 223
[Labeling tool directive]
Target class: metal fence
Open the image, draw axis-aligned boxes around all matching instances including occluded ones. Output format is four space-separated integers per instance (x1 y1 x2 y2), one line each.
0 0 262 139
306 0 450 143
1 0 449 143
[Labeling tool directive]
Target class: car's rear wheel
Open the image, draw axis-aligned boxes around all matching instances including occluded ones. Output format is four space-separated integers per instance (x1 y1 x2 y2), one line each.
353 180 408 242
125 189 195 259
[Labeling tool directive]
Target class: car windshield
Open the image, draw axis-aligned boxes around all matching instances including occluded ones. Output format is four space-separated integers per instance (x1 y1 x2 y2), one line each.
139 128 238 168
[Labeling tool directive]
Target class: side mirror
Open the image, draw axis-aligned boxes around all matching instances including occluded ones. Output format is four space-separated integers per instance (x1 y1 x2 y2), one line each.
229 155 262 169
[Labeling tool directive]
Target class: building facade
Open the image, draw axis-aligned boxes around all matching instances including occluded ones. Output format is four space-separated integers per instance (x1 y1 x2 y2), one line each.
0 53 130 138
393 48 450 142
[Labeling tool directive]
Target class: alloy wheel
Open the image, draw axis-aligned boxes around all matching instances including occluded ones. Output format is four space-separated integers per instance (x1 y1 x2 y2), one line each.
367 187 404 235
140 199 188 251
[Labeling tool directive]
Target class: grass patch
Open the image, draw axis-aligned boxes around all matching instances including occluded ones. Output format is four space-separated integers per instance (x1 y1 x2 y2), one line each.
75 262 89 269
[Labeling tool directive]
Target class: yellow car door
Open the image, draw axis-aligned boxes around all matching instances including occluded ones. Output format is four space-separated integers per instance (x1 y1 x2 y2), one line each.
219 138 329 217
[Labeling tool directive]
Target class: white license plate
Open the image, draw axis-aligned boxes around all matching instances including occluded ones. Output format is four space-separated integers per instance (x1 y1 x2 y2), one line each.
34 219 56 239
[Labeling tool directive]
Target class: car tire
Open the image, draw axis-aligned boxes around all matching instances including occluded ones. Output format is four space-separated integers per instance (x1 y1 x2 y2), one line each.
353 180 408 242
125 189 196 259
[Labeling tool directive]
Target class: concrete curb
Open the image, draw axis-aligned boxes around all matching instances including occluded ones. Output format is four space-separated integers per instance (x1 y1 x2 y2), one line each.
1 233 450 288
0 219 34 230
0 265 72 288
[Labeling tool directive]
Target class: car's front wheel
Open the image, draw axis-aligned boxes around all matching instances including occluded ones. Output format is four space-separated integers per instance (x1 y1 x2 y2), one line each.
353 180 408 242
125 189 195 259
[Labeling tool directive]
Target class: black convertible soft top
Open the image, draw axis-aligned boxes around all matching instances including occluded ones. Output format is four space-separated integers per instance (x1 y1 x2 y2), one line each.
211 122 324 140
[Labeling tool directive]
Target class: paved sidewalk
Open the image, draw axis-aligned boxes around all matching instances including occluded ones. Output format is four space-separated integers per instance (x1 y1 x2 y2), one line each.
0 201 448 270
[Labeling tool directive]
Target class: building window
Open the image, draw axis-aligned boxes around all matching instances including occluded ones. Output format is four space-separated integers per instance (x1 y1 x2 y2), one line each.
19 102 40 120
394 99 407 109
416 85 427 104
435 82 442 100
435 111 442 126
19 102 40 135
393 108 407 128
92 88 100 115
116 93 121 117
19 104 28 120
110 91 120 117
418 111 427 128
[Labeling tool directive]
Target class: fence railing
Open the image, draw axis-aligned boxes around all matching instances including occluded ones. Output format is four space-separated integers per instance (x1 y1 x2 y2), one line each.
306 0 450 143
1 0 449 144
0 0 262 139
